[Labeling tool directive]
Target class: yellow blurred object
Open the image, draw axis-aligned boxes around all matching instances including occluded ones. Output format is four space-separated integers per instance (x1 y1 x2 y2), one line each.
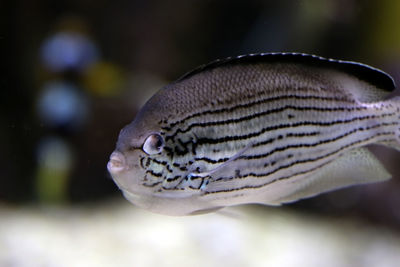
36 137 73 203
36 167 69 203
83 62 125 97
368 0 400 58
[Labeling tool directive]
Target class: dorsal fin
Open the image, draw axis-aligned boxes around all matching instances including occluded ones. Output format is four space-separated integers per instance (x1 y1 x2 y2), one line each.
176 52 395 92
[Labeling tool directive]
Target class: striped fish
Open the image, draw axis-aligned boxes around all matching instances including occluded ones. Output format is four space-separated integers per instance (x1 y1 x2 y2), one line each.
107 53 400 216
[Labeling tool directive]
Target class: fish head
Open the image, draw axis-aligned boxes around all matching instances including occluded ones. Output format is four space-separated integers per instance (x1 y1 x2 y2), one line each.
107 93 215 215
107 119 154 196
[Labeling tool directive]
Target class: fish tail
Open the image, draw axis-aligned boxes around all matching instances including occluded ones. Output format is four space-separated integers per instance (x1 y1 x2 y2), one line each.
387 96 400 151
373 96 400 151
395 97 400 151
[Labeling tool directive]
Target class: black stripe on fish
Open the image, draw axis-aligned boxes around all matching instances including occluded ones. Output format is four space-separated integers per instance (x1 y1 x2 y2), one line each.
142 181 163 188
245 121 399 161
190 122 397 183
159 121 397 186
193 131 321 164
167 112 396 170
162 94 357 132
203 133 394 195
188 113 394 147
145 170 163 178
165 105 368 141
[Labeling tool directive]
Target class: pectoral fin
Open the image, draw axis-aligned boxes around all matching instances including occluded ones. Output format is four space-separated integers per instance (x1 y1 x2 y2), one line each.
271 148 391 204
188 142 252 179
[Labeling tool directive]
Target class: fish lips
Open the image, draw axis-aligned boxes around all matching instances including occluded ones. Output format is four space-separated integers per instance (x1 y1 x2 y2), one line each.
107 150 144 193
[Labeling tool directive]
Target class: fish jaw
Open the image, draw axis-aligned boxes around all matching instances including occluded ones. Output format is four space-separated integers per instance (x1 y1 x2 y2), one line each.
107 149 146 195
107 150 131 191
107 151 126 174
107 149 211 215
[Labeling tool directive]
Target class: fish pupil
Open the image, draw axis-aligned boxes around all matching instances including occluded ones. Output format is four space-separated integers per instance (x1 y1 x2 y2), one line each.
155 136 163 149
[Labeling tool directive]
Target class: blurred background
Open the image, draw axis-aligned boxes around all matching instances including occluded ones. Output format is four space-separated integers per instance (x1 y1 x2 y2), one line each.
2 0 400 266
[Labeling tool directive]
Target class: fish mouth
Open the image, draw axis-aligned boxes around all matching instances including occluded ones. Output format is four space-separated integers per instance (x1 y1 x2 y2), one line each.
107 151 126 174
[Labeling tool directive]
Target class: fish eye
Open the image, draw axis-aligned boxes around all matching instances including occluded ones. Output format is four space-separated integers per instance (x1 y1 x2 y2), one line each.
142 134 164 155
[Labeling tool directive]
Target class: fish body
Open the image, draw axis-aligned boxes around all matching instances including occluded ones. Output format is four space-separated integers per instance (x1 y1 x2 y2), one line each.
107 53 400 215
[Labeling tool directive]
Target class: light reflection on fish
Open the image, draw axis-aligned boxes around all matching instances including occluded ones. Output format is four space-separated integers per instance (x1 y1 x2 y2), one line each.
107 53 400 216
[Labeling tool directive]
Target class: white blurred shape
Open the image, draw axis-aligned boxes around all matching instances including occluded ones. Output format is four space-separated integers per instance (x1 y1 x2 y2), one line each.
37 81 89 129
1 204 400 267
41 31 99 72
37 136 73 170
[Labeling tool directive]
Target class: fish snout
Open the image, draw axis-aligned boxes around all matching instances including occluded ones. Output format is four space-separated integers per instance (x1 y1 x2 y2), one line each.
107 151 126 174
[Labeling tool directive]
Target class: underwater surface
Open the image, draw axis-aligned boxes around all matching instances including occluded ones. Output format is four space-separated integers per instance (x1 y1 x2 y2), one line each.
3 0 400 266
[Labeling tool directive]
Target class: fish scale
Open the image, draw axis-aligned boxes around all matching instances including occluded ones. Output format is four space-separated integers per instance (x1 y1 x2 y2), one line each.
107 53 400 215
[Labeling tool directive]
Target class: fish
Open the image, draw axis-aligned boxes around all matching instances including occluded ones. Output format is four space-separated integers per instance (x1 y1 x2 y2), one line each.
107 52 400 216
